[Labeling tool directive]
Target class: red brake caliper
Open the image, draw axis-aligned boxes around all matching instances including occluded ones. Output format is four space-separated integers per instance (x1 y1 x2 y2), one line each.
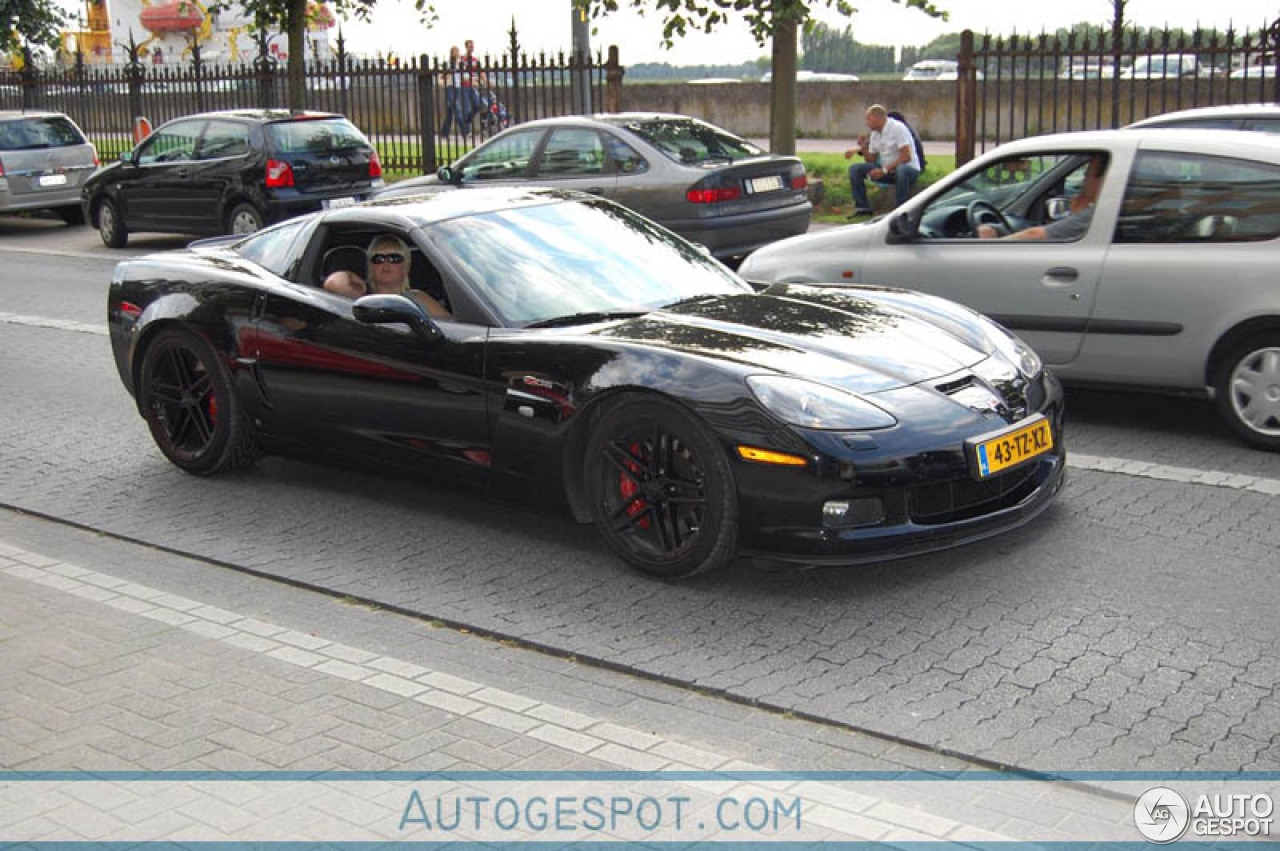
207 394 218 424
618 441 650 529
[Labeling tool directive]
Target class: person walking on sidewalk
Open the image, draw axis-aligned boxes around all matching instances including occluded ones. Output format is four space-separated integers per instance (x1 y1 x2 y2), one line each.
844 104 921 217
440 46 465 137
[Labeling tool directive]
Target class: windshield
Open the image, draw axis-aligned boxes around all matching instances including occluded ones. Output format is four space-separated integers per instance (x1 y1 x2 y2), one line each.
623 118 762 165
0 116 86 150
267 118 369 154
430 200 751 327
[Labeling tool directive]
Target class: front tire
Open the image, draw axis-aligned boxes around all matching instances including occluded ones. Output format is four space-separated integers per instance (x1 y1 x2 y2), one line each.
1214 333 1280 451
584 396 738 578
97 198 127 248
227 202 264 236
138 328 256 475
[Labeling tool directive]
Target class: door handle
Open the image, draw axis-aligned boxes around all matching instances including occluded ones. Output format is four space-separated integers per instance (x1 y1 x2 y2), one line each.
175 169 189 178
1041 266 1078 286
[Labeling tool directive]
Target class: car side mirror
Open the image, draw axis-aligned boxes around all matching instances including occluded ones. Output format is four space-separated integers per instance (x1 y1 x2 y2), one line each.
119 151 136 165
885 211 916 244
352 294 442 342
1046 196 1072 221
437 166 462 185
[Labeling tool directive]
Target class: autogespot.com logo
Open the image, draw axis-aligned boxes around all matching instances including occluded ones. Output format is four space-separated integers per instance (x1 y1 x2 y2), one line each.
1135 787 1191 843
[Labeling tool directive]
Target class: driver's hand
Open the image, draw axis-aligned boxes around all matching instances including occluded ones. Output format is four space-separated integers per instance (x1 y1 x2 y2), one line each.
869 168 885 180
977 224 998 239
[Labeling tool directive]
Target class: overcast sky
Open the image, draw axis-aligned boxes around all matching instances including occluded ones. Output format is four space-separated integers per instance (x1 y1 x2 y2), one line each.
63 0 1280 64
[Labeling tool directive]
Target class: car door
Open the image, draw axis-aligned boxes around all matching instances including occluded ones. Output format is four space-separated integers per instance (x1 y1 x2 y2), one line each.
1072 148 1280 389
118 118 205 229
456 127 546 187
859 148 1127 366
527 126 616 198
249 228 492 472
189 118 251 231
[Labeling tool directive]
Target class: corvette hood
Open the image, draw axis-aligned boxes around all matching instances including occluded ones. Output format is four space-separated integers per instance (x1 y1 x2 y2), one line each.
594 287 993 394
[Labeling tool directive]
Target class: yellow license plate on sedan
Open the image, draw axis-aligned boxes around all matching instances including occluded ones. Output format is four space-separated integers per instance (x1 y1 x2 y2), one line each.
967 415 1053 479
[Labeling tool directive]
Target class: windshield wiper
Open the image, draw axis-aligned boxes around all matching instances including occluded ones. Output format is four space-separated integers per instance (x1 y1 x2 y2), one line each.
658 294 719 310
525 310 648 329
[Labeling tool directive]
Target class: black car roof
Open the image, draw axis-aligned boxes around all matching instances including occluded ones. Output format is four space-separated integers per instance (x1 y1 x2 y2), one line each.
330 187 588 228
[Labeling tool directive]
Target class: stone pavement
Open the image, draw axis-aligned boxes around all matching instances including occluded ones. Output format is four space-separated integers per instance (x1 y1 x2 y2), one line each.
0 511 1160 844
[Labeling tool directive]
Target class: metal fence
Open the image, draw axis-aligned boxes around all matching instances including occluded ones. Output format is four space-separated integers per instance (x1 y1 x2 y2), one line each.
0 30 622 175
955 19 1280 164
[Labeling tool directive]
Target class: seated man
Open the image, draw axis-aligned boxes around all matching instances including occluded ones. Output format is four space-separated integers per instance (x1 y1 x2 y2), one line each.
323 234 450 318
978 155 1106 241
844 105 921 217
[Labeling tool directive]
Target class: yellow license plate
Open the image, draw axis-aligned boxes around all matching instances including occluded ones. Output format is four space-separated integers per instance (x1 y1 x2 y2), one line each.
968 416 1053 479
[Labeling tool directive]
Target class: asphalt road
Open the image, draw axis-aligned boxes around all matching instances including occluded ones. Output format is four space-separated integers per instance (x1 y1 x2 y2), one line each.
2 215 1278 773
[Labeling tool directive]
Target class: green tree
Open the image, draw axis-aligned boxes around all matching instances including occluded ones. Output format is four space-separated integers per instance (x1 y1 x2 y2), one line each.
800 21 894 74
215 0 436 110
0 0 69 57
576 0 946 154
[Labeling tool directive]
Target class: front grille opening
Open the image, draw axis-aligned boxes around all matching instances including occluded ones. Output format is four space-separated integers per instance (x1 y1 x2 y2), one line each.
908 465 1040 525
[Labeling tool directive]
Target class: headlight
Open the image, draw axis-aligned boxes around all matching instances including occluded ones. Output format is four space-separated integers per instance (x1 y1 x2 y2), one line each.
747 375 896 431
989 327 1042 378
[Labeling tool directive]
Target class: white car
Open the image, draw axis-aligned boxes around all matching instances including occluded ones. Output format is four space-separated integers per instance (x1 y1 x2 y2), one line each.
1128 104 1280 134
739 128 1280 449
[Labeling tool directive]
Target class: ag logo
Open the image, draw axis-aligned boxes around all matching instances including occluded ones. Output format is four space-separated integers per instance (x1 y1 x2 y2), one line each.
1134 786 1190 843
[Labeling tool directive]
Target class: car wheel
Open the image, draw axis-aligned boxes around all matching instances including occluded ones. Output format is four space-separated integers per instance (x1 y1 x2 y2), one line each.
138 328 256 475
58 205 85 226
97 198 128 248
585 396 737 578
1214 333 1280 451
227 203 264 236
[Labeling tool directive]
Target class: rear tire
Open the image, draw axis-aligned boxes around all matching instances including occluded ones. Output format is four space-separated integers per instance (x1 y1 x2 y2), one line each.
58 205 85 226
138 327 256 475
97 197 128 248
1214 333 1280 451
584 396 737 579
227 203 264 236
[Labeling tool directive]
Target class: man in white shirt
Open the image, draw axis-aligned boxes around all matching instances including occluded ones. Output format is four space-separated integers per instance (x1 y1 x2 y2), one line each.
844 104 922 217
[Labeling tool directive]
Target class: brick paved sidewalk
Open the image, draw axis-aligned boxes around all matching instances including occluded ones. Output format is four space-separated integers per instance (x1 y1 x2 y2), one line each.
0 512 1142 843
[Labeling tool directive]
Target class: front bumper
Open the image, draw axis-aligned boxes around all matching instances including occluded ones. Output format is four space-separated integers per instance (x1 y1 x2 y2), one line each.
733 373 1066 565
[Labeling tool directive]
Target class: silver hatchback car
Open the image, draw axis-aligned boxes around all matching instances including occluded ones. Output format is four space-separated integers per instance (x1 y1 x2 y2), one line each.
0 110 98 224
740 129 1280 450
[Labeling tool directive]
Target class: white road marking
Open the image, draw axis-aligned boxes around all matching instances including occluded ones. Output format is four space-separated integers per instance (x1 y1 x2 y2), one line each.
1070 453 1280 497
0 245 124 261
0 311 107 336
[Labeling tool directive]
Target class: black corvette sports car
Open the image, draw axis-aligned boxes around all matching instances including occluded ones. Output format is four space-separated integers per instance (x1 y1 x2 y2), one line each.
107 188 1065 578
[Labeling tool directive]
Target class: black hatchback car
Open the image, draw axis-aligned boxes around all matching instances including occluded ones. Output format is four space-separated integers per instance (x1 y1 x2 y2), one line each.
83 109 383 247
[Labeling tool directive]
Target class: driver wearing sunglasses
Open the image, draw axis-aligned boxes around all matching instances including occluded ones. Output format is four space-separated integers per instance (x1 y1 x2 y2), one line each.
323 234 450 318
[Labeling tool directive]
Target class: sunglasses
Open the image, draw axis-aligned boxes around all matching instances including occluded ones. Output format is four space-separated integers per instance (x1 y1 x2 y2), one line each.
370 253 405 265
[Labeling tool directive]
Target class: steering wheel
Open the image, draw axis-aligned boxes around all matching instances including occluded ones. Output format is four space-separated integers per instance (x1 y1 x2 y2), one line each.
966 200 1013 236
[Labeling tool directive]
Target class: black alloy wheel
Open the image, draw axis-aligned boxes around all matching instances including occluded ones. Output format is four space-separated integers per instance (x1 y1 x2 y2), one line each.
97 197 128 248
138 328 256 475
585 396 737 578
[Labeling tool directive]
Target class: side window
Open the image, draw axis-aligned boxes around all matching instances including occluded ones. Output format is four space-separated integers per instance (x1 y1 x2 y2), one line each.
1115 151 1280 243
1243 119 1280 134
605 134 649 175
536 128 605 177
235 218 311 279
137 120 203 165
198 120 250 160
458 129 543 181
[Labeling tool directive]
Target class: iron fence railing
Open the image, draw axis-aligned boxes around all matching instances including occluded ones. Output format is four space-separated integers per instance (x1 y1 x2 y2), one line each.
0 30 623 176
955 18 1280 164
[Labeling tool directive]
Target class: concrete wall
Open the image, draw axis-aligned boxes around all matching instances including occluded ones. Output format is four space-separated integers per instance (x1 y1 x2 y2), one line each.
619 78 1277 142
620 81 958 140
